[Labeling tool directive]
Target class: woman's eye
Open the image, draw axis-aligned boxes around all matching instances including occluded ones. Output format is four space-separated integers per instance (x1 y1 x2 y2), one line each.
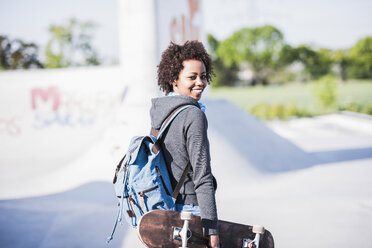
189 76 197 80
201 75 207 80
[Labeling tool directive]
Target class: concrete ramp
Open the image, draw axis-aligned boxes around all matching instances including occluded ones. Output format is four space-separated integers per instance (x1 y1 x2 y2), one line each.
0 66 152 247
205 99 372 173
0 66 130 199
205 99 319 172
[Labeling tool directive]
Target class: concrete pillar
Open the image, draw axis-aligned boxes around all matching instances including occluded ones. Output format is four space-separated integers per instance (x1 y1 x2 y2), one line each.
118 0 158 101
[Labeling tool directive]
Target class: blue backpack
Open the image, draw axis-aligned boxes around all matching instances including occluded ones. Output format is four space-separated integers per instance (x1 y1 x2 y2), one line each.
107 105 193 243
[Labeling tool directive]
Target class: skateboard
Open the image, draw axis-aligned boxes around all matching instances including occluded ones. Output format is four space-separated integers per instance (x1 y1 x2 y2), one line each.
138 209 274 248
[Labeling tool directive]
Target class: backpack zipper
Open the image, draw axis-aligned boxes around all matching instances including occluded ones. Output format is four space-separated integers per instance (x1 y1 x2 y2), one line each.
155 166 171 196
139 185 159 194
138 186 159 213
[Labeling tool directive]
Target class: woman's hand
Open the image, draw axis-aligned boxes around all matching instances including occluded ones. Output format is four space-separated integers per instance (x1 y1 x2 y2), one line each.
209 234 220 247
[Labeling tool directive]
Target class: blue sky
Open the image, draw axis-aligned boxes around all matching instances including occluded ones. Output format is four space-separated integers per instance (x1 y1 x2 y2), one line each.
1 0 371 63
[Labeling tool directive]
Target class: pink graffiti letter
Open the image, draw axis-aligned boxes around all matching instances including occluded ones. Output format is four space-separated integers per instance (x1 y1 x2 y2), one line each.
31 87 60 111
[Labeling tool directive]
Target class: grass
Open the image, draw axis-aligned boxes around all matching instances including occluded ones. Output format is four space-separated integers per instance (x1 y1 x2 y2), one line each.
337 80 372 105
209 80 372 119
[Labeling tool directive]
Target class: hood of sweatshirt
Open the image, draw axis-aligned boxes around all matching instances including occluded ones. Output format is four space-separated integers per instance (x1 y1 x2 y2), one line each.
150 95 200 129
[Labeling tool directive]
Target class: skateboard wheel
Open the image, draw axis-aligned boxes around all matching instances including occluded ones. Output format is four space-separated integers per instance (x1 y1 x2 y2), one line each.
180 211 193 221
252 225 265 234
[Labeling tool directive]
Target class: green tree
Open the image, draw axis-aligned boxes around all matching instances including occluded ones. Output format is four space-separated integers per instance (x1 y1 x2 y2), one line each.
216 25 287 85
347 36 372 79
45 18 100 68
332 49 350 81
294 45 333 80
207 34 239 87
278 44 298 65
0 35 43 70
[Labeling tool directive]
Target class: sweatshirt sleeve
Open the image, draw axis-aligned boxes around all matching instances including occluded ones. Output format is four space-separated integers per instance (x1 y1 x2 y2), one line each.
184 108 219 235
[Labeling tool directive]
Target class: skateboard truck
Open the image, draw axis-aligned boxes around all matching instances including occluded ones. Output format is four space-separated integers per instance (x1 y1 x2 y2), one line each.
242 225 265 248
173 211 193 248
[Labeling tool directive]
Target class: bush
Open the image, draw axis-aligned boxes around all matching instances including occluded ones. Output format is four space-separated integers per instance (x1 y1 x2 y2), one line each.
312 75 338 110
362 104 372 115
339 101 372 115
339 101 361 112
249 103 313 120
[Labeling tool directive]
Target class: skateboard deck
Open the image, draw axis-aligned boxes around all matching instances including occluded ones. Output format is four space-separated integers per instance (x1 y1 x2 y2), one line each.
138 209 274 248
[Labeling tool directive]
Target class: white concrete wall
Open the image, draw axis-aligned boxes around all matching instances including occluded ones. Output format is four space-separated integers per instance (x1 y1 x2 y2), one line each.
0 66 125 168
0 66 128 198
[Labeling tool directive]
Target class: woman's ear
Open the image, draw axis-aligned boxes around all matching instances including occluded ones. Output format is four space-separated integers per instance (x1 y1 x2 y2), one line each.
171 81 178 90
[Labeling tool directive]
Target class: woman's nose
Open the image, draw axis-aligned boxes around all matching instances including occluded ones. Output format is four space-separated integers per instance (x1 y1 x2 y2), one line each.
195 77 204 85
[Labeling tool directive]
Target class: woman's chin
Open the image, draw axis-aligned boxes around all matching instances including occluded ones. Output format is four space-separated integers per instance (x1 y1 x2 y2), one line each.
192 92 202 101
192 95 202 101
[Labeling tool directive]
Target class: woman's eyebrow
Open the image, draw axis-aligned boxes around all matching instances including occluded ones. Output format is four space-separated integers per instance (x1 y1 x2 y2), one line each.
188 71 206 74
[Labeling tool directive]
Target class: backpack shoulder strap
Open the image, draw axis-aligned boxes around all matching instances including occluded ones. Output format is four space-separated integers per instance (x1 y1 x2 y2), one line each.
151 104 196 153
157 105 196 140
151 104 196 199
172 162 191 199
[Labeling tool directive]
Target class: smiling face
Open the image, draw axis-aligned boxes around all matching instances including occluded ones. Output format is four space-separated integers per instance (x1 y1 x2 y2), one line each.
171 59 207 101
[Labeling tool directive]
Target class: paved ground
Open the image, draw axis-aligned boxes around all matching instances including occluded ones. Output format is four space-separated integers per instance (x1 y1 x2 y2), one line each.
0 182 125 248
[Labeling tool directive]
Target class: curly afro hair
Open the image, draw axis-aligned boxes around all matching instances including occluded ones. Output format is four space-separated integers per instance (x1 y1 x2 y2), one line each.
157 40 213 94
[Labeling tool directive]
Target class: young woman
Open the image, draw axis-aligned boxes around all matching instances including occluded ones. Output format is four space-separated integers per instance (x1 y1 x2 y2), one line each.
150 41 220 247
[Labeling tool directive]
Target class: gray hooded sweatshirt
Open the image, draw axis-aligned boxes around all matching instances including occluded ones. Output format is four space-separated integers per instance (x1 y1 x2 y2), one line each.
150 95 218 235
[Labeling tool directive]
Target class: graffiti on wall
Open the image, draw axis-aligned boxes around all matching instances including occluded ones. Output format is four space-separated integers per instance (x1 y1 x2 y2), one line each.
31 86 121 129
170 0 200 43
0 117 21 136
